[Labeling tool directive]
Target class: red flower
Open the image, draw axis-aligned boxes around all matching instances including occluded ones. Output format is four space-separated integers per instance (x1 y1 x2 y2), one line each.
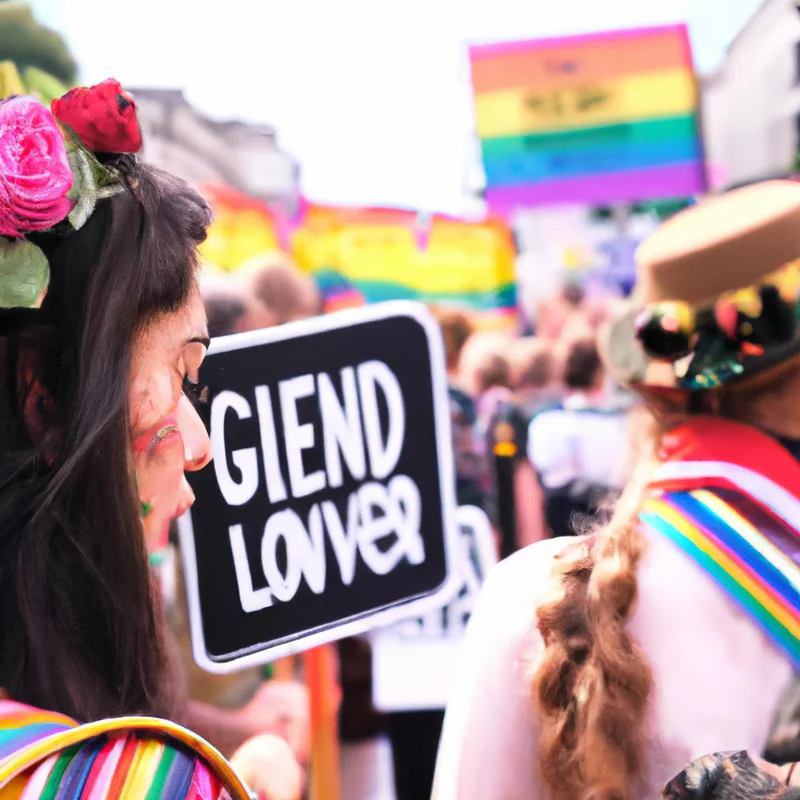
51 78 142 154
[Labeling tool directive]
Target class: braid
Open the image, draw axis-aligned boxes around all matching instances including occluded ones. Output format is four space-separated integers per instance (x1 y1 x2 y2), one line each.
532 440 658 800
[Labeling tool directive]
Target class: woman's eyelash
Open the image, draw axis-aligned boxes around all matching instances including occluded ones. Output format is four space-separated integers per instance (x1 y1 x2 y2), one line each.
182 375 210 407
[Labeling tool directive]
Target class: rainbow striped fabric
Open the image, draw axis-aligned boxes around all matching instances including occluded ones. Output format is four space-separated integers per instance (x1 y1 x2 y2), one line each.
469 24 705 210
639 418 800 670
0 701 252 799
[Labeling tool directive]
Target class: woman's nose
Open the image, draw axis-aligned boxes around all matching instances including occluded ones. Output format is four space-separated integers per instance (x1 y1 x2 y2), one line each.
175 394 212 471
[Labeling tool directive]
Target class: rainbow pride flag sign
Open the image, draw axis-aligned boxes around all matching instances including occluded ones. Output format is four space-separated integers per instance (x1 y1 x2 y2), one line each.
469 24 706 210
292 205 518 331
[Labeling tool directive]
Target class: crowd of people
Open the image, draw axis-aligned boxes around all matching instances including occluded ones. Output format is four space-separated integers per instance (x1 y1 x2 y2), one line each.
5 76 800 800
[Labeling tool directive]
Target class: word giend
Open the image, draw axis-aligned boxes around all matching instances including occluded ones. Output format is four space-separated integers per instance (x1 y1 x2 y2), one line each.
210 360 406 506
229 474 425 610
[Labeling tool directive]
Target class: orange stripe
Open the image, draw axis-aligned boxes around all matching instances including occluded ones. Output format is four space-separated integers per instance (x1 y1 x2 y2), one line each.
470 29 690 93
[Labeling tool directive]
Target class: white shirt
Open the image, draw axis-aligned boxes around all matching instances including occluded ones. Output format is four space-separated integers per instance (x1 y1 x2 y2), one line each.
432 534 793 799
527 394 630 490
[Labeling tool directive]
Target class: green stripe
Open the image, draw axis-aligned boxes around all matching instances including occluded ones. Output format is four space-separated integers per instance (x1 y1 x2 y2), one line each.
643 512 800 663
40 744 81 800
317 274 517 310
144 744 178 800
482 115 699 158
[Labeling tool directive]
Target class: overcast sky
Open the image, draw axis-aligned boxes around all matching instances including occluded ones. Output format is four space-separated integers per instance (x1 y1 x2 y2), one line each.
31 0 764 213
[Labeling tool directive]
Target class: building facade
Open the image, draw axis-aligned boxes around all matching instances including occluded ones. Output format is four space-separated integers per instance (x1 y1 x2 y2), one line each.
130 88 301 215
703 0 800 187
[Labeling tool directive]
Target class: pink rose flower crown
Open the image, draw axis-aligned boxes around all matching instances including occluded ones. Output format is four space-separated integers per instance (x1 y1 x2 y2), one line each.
0 79 142 315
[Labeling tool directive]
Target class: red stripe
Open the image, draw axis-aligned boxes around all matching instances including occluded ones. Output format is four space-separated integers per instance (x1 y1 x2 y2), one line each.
657 418 800 499
105 735 138 797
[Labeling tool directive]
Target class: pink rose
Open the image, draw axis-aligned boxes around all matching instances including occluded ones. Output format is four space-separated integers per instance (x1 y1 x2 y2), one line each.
0 95 73 237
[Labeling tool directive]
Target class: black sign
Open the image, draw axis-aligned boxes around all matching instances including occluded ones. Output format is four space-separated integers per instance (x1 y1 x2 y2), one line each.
179 302 460 672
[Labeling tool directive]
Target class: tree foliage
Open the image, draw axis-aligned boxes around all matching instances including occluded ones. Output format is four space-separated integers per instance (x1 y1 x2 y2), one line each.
0 2 76 85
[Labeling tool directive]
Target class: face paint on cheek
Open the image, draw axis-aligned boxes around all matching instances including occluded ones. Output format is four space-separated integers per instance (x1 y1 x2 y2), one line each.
133 413 181 456
134 412 184 557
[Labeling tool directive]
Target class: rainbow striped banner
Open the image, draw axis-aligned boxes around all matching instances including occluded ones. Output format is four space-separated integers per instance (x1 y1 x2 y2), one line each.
469 24 706 210
291 205 518 331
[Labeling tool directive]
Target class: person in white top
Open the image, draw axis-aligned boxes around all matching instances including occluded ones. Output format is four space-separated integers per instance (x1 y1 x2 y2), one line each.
528 337 630 537
432 181 800 800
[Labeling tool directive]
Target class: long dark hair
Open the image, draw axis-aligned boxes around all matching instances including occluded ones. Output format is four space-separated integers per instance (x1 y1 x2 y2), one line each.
0 161 211 722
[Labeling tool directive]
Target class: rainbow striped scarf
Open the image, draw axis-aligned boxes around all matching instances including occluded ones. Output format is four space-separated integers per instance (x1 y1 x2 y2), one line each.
639 417 800 669
0 700 252 799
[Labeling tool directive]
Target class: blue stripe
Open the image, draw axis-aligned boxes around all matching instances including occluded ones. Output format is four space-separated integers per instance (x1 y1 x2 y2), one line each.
0 722 69 759
483 138 701 185
668 492 800 615
640 510 800 669
55 735 106 800
161 747 196 798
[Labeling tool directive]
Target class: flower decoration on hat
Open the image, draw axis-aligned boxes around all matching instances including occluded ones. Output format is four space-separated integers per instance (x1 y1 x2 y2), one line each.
0 78 142 310
632 260 800 390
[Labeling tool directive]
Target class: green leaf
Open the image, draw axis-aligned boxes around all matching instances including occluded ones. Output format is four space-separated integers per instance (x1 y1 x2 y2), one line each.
61 123 126 230
67 146 98 230
0 238 49 308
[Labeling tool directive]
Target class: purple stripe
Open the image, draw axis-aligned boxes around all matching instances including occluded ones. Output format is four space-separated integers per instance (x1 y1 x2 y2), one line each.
468 24 688 60
0 722 70 760
484 162 706 210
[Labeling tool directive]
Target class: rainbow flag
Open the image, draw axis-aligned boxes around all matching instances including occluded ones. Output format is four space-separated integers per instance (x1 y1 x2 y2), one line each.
469 24 706 210
199 183 290 272
292 205 518 331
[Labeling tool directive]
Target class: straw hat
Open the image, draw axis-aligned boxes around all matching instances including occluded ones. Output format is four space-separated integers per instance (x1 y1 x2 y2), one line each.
603 180 800 393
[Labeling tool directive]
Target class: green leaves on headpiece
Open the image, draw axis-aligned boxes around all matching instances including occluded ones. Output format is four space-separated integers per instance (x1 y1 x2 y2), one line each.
0 239 49 309
62 124 126 232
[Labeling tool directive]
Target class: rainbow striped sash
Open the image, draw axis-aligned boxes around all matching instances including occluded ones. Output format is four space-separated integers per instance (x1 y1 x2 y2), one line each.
640 472 800 669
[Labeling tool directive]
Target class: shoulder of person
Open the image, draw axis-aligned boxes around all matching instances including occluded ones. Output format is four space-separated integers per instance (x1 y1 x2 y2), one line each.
0 700 252 799
469 537 574 646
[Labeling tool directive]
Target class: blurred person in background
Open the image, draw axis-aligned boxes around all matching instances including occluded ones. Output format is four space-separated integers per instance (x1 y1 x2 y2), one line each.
527 337 630 538
509 337 562 417
242 252 323 325
200 273 276 336
533 280 588 341
431 307 493 514
460 332 548 554
456 330 514 398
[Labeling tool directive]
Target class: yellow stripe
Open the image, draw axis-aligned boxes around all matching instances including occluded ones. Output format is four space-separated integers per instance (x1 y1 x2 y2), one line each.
332 226 516 293
475 67 697 138
642 498 800 638
118 739 164 800
690 490 800 590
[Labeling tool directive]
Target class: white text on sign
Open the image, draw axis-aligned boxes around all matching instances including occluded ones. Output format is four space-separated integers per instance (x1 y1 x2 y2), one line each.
209 361 426 610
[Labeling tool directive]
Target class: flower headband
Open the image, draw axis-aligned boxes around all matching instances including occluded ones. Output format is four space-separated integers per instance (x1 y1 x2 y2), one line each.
0 78 142 312
634 259 800 390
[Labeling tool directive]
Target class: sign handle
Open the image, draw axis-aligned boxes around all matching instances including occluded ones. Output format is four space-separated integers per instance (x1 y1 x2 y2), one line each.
302 645 341 800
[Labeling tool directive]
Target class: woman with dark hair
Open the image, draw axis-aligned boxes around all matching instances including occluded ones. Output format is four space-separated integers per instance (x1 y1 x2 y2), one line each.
0 83 285 797
433 181 800 799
